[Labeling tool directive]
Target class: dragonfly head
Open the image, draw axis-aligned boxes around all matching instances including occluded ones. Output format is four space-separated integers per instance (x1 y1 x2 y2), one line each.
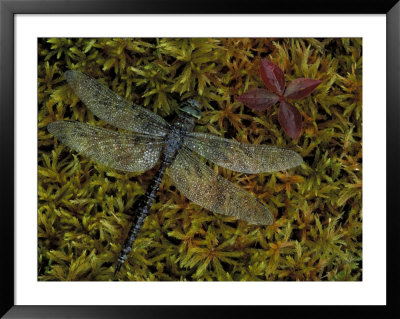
179 99 201 119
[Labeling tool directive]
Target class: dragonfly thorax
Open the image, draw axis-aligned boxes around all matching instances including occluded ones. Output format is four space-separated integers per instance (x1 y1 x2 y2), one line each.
161 114 194 164
171 106 197 132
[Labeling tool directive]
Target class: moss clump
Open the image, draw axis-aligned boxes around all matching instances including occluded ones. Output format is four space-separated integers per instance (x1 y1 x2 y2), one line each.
38 38 362 281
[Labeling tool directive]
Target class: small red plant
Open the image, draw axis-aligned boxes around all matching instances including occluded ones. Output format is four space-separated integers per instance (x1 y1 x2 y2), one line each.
237 59 322 139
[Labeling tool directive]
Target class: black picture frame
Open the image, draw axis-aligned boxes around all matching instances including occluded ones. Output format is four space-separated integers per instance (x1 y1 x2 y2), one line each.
1 0 399 318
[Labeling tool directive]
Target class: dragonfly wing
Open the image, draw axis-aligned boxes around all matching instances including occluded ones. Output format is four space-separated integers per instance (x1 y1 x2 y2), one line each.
184 132 302 174
64 70 169 136
48 121 163 172
168 147 273 225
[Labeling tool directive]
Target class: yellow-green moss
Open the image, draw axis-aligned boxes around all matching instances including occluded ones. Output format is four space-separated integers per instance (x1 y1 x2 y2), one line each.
38 38 362 281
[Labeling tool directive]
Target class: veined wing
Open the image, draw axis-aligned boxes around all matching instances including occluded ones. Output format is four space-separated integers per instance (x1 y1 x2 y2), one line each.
184 132 302 174
48 121 163 172
169 147 273 225
64 70 170 136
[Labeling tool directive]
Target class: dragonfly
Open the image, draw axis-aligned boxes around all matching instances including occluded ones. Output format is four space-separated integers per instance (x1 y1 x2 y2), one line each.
47 70 303 276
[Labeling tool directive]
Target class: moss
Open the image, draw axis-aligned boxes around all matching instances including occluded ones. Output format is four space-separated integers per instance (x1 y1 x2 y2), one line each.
38 38 362 281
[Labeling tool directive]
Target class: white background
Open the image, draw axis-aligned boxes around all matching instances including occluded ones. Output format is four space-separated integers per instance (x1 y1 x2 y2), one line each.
15 15 386 305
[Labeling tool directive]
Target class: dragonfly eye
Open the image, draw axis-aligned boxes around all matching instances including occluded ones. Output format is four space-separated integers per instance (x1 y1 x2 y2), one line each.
178 99 201 119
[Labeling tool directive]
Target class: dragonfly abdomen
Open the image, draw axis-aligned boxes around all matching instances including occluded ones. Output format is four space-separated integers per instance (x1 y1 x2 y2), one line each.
114 161 169 275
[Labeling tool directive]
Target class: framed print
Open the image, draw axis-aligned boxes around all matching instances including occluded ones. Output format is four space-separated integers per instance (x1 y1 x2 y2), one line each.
1 0 399 318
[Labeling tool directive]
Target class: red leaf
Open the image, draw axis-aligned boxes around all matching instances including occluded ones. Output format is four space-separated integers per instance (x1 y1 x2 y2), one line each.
278 101 302 139
284 78 322 100
236 89 279 111
260 59 286 96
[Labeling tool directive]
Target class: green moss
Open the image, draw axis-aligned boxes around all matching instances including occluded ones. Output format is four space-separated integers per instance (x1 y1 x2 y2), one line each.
38 38 362 281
